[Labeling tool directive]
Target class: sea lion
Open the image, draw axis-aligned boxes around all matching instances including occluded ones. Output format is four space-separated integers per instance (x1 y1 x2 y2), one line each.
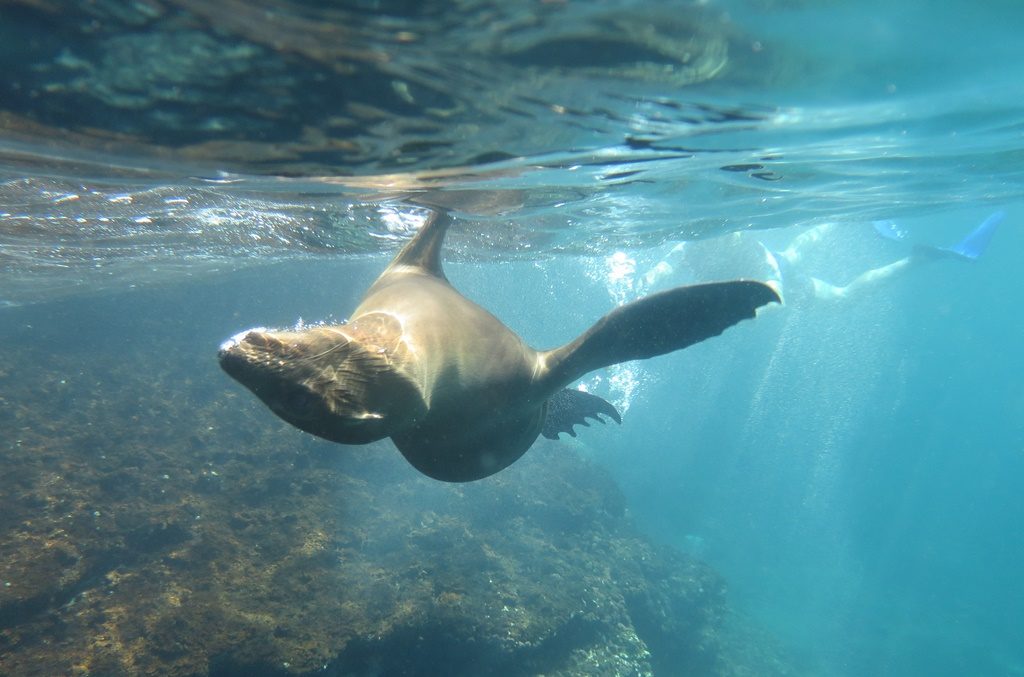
219 211 779 482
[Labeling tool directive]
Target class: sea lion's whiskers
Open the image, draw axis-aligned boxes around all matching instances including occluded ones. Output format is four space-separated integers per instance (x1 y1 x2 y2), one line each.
301 331 353 362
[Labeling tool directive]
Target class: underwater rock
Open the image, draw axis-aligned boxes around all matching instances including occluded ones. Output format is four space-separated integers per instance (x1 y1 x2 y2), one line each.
0 306 753 677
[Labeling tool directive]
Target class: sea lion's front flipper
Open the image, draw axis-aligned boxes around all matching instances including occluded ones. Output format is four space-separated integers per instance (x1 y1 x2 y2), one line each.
543 280 780 388
541 388 622 440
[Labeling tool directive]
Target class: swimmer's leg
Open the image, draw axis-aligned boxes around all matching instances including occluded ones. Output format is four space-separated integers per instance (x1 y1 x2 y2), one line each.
811 257 914 301
810 212 1004 302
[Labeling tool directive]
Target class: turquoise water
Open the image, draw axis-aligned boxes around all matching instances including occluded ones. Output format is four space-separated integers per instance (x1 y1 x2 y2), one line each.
2 0 1023 674
461 212 1024 674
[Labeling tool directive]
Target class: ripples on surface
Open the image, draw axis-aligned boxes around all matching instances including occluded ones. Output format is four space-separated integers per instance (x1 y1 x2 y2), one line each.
0 0 1022 305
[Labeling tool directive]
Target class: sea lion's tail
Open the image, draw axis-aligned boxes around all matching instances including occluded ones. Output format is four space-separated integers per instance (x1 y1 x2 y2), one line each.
539 280 780 390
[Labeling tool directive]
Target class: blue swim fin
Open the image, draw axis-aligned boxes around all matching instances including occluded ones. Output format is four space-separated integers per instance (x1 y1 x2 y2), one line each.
938 210 1004 261
873 220 910 241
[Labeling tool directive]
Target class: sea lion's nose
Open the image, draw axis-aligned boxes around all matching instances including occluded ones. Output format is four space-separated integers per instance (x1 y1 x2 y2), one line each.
217 343 246 376
218 327 272 356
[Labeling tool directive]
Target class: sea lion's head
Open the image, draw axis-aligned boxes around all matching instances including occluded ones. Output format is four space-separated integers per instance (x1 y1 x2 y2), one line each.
218 324 423 445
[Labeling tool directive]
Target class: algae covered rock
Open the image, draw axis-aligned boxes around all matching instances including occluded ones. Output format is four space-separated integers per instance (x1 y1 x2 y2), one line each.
0 296 731 676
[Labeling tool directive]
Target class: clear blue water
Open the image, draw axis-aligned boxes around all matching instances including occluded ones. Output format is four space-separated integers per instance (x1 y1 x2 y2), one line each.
2 0 1023 674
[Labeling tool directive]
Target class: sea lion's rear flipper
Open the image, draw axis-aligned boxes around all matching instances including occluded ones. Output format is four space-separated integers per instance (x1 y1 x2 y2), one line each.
541 388 622 440
543 280 780 389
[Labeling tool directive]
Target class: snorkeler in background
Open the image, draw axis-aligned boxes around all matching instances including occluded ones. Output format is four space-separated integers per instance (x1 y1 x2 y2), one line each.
641 211 1005 305
582 212 1002 413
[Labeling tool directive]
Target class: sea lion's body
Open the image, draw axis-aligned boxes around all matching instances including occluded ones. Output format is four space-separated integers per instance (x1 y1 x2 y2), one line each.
354 263 545 480
219 212 779 482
